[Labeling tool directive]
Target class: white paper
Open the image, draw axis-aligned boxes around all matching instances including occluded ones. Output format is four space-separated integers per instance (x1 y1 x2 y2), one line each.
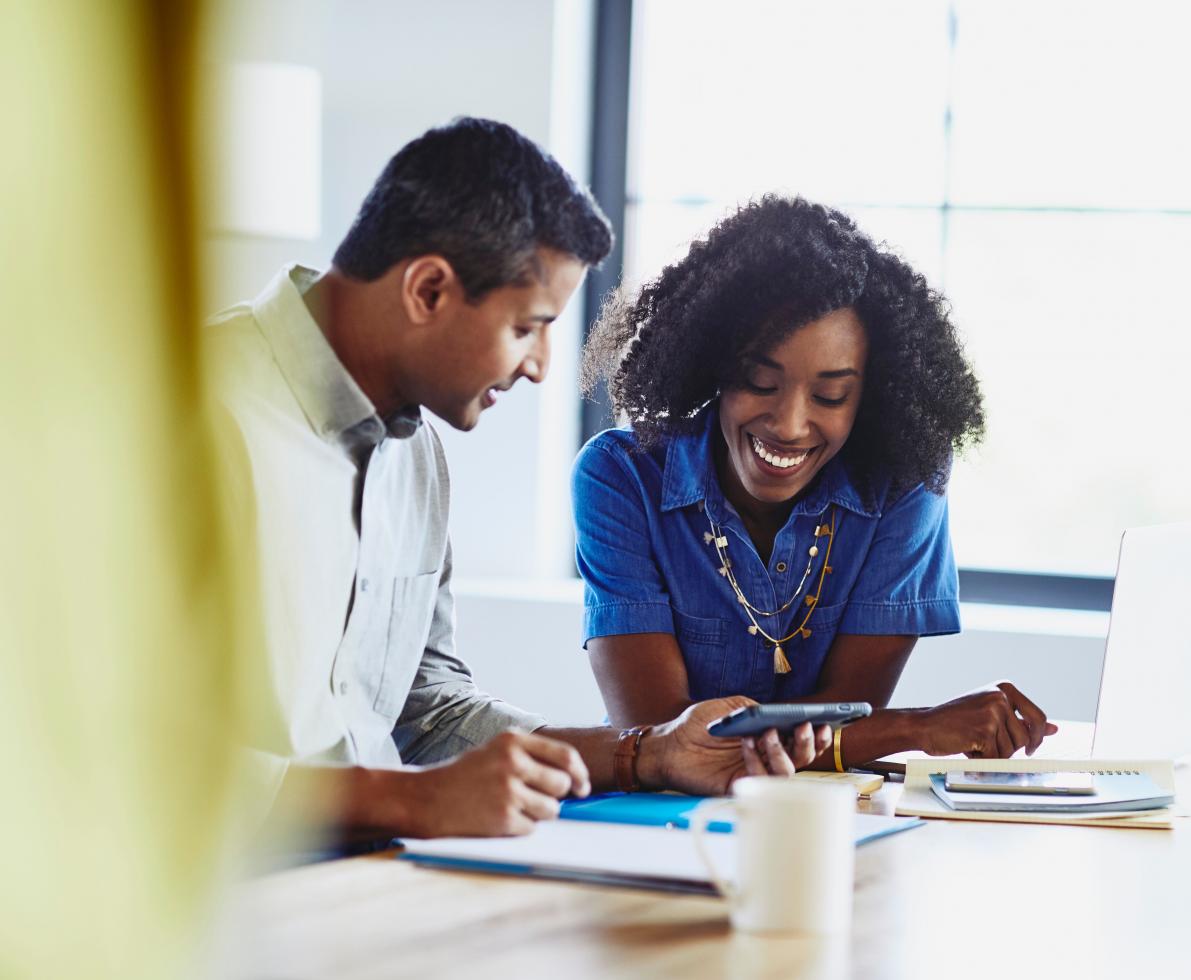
399 812 914 887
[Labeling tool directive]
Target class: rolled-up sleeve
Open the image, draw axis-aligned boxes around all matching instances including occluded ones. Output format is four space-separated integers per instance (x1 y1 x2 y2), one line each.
391 542 546 764
572 440 676 644
837 483 961 637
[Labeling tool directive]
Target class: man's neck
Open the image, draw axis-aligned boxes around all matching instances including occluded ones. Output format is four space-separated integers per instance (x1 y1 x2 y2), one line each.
303 268 412 419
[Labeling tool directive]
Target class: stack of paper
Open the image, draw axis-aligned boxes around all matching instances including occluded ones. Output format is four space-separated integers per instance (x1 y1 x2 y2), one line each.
896 758 1178 829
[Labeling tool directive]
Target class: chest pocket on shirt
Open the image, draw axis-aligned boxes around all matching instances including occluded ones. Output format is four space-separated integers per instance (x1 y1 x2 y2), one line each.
372 571 441 717
804 600 846 634
673 609 729 701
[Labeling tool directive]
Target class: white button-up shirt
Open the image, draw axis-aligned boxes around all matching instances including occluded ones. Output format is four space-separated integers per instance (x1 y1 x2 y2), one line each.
209 266 544 790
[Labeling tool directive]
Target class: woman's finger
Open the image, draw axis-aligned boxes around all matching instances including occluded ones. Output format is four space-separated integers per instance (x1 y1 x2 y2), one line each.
740 736 767 777
760 728 797 775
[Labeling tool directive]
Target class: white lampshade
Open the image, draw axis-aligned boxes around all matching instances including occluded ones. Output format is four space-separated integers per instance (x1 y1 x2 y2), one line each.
210 62 321 240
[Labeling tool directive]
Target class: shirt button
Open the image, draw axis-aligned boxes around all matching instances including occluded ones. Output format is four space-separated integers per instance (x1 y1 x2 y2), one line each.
360 578 369 593
338 681 348 696
776 562 788 573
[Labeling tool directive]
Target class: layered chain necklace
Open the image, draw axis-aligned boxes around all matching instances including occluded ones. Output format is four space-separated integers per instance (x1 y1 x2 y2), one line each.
703 505 838 674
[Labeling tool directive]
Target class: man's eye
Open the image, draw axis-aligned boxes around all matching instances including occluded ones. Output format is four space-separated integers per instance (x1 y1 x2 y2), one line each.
514 326 533 339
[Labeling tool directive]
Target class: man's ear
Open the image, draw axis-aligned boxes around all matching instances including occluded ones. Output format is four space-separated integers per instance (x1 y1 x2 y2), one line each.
402 255 460 324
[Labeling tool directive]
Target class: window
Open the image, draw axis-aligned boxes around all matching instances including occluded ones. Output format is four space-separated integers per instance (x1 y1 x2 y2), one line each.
621 0 1191 579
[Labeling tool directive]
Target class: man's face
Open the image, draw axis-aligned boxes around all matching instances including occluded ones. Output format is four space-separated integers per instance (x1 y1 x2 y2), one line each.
417 247 586 431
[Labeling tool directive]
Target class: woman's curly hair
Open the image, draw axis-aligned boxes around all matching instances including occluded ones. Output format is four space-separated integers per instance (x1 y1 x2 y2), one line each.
580 195 985 494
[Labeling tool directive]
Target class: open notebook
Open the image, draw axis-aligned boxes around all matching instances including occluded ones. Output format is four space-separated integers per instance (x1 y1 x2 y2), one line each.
398 811 920 894
896 758 1179 829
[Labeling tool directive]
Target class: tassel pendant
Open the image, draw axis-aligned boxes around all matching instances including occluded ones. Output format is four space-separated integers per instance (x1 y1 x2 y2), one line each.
773 644 792 674
747 625 758 635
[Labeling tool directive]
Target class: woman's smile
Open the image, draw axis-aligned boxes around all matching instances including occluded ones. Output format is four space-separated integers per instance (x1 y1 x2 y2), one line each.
748 433 819 474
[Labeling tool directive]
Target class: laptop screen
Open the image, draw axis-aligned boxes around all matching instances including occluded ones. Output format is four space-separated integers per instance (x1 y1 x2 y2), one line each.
1092 522 1191 761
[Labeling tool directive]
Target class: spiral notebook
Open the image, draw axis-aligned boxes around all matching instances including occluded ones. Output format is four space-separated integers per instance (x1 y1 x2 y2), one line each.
896 758 1178 829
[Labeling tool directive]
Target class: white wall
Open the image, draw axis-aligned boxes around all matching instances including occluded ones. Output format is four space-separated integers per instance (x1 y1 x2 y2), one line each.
204 2 1110 735
202 0 593 583
456 582 1108 726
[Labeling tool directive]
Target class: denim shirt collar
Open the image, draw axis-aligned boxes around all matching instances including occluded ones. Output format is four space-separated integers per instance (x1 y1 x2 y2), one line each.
659 402 879 521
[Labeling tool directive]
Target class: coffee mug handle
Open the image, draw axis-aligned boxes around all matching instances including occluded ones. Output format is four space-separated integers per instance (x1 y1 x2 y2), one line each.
689 799 739 903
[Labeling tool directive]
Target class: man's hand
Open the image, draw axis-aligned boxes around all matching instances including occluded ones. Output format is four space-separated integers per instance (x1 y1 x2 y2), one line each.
638 696 832 796
916 681 1059 758
392 731 590 838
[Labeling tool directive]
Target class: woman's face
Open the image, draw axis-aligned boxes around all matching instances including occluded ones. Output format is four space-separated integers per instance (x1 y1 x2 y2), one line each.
717 307 868 509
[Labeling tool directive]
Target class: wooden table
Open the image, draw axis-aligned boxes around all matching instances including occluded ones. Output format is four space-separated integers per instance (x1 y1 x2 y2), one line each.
225 767 1188 979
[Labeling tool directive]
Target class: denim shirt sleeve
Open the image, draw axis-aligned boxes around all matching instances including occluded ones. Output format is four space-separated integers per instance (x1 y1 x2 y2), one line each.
838 483 961 636
572 440 676 644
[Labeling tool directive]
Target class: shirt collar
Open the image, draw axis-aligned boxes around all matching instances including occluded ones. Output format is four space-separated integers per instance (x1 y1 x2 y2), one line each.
251 264 423 446
659 401 878 520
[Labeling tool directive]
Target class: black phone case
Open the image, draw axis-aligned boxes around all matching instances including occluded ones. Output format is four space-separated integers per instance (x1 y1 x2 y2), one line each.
707 702 872 738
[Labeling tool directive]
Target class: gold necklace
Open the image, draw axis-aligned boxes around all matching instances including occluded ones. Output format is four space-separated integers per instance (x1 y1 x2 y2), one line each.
703 506 838 674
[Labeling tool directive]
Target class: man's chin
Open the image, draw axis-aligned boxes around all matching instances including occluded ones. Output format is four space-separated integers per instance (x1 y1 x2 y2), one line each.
424 399 480 432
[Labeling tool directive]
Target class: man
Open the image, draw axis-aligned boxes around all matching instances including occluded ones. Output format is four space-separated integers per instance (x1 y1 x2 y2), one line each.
210 118 828 840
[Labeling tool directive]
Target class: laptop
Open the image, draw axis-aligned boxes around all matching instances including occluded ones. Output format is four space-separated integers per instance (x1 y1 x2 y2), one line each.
1091 522 1191 761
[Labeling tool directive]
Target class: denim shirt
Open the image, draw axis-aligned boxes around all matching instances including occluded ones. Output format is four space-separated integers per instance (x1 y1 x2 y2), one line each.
571 404 960 704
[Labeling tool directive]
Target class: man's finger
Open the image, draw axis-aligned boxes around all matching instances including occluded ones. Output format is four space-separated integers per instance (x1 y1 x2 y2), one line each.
515 783 563 822
514 753 574 799
518 732 591 796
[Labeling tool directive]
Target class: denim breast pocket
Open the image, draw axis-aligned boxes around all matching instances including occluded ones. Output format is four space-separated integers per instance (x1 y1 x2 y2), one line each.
805 600 846 634
372 570 441 716
673 608 729 701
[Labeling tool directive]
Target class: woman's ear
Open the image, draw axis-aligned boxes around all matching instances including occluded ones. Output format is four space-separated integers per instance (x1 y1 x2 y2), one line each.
402 255 460 324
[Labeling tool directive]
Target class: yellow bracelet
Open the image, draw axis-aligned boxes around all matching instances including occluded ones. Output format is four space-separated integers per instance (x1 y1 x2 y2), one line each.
833 727 846 772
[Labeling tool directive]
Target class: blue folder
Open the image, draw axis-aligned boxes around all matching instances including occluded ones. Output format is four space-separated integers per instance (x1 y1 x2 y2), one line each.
560 792 734 832
559 792 923 845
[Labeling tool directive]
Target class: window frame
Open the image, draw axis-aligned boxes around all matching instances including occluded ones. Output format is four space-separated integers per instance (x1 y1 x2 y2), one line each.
580 0 1114 612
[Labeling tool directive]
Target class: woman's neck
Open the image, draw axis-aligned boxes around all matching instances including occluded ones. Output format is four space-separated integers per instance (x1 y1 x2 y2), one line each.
712 431 794 563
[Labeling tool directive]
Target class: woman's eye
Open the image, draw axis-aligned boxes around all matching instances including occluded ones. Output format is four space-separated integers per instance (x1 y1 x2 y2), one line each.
815 394 849 407
744 379 777 395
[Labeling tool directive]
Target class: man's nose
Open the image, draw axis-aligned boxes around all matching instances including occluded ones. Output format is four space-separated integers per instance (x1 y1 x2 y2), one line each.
522 332 551 384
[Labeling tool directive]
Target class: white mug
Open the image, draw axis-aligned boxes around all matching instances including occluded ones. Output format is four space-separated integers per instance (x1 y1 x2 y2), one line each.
689 777 855 935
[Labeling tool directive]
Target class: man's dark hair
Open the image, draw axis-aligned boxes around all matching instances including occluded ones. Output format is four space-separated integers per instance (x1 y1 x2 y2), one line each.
333 117 612 299
581 195 985 495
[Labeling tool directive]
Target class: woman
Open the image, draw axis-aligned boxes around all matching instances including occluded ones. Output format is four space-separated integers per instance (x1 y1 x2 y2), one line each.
573 196 1056 768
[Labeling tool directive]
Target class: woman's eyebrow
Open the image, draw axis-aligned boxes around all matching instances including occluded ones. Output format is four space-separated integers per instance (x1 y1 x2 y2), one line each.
817 368 860 379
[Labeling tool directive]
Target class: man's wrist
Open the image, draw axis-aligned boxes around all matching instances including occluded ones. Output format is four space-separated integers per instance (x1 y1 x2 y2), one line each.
634 728 667 791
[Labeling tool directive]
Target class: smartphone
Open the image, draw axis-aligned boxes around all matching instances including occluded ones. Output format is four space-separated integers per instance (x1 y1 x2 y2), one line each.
942 771 1096 795
707 702 872 739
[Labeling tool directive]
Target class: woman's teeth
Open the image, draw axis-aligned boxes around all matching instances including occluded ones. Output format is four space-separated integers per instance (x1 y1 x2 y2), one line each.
750 435 811 470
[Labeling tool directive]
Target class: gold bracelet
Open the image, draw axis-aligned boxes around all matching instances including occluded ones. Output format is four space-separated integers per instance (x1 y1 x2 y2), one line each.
833 727 846 773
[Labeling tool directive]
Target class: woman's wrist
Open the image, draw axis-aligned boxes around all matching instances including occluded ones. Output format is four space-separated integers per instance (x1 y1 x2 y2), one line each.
824 709 926 769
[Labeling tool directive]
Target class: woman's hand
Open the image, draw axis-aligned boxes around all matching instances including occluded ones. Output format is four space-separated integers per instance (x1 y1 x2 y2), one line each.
740 724 833 776
638 697 832 795
916 682 1059 758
